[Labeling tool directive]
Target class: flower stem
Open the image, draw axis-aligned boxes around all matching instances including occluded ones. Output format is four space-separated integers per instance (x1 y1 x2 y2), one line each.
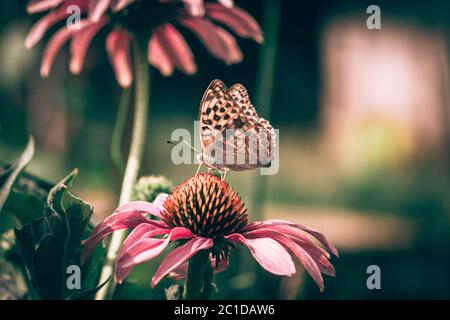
111 87 131 173
251 0 280 220
183 251 213 300
95 37 150 300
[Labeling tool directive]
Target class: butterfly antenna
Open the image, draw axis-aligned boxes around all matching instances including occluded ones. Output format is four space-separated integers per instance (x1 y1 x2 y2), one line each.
182 139 202 155
167 139 201 154
196 163 203 175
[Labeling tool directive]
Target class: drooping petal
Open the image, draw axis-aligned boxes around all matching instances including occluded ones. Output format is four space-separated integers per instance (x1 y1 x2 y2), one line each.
300 246 335 277
106 29 133 87
115 225 191 282
206 3 263 43
168 255 229 280
180 17 242 65
244 226 336 277
151 237 213 287
153 193 170 211
183 0 205 17
156 24 197 75
244 225 330 259
88 0 111 22
225 233 295 276
40 21 91 77
116 200 166 219
81 202 169 263
117 224 170 264
70 19 106 74
27 0 64 13
244 219 339 257
270 234 325 291
25 8 69 49
218 0 233 8
119 227 194 269
115 238 163 283
148 31 175 76
112 0 136 12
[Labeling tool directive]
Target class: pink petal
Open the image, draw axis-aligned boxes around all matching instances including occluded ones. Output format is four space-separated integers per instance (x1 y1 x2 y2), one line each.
27 0 64 13
70 19 106 74
206 3 263 43
156 24 197 75
112 0 136 12
148 31 175 76
225 233 295 276
81 201 168 264
151 237 213 287
89 0 111 22
119 227 194 269
243 227 335 277
25 8 68 49
153 193 169 210
168 255 229 280
180 17 242 65
115 224 185 282
245 225 330 259
270 234 325 291
106 29 133 87
218 0 233 8
117 224 169 263
248 226 336 277
244 219 339 257
40 21 91 77
183 0 205 17
116 200 166 219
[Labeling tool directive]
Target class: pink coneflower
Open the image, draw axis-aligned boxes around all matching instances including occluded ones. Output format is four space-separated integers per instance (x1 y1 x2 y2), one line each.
25 0 263 87
82 173 338 292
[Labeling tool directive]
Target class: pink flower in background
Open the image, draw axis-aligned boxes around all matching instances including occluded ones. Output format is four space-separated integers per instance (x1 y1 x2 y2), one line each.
25 0 263 87
82 173 338 291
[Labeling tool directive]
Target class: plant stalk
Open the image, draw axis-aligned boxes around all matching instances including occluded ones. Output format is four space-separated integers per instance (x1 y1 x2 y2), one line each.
95 38 150 300
250 0 281 220
182 250 213 300
111 87 131 173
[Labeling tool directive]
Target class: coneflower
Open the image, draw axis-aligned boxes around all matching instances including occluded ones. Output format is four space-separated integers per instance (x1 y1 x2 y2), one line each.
25 0 263 86
82 173 338 298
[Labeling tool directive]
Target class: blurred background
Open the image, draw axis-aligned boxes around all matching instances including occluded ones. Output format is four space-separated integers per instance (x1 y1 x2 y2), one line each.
1 0 449 299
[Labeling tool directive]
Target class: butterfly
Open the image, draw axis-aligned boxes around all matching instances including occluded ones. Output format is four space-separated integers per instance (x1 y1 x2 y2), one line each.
197 79 276 175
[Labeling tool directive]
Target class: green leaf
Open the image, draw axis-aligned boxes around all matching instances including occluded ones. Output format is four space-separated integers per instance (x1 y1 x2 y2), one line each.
0 137 35 223
81 239 106 292
67 275 111 300
14 169 95 299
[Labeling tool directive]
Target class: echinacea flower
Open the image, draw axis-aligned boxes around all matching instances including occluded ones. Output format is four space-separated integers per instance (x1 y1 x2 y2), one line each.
25 0 263 87
82 173 338 291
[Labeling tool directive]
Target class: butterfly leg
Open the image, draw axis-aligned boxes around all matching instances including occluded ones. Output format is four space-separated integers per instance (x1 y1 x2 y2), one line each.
196 163 203 175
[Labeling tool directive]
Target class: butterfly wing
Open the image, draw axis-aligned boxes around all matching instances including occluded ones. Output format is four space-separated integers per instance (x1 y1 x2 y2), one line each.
199 80 275 171
228 83 275 169
199 80 241 151
229 83 260 119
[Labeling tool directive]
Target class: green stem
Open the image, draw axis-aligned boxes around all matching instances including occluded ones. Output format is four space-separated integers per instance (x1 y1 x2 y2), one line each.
182 250 212 300
95 37 150 300
251 0 281 219
249 0 281 299
111 87 131 173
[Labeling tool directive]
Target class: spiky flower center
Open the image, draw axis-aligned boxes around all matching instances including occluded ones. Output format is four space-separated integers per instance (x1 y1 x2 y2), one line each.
161 173 248 240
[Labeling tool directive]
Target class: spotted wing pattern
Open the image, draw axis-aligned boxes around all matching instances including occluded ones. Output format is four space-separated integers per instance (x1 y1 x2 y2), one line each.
199 79 275 171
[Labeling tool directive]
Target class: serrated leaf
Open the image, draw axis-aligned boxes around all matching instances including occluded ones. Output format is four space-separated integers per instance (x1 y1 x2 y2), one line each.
14 170 95 299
